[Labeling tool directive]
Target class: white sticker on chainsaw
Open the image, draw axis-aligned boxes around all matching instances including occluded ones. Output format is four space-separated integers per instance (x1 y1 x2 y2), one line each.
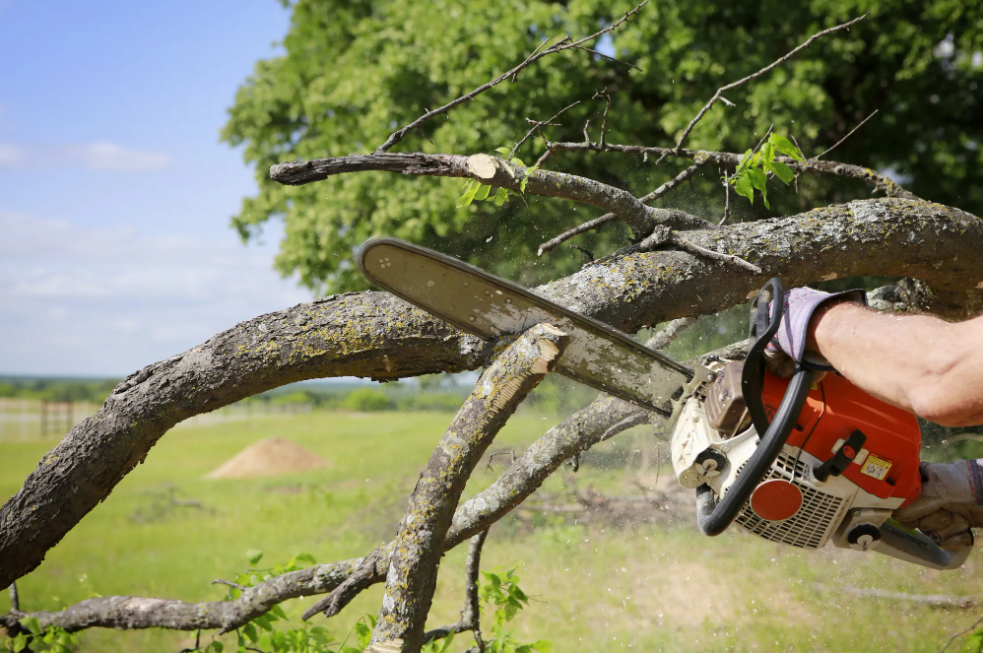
860 454 892 481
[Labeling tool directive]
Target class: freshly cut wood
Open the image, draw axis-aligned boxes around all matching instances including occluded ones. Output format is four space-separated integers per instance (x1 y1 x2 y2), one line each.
205 437 329 479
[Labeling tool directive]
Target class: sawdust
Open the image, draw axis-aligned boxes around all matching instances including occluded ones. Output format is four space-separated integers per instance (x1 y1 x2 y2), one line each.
205 437 330 479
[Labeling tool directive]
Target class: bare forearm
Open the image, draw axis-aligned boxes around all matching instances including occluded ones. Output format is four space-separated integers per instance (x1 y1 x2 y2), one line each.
809 303 983 426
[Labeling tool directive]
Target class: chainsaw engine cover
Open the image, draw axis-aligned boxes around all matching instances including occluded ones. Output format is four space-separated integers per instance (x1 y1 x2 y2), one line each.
671 366 922 550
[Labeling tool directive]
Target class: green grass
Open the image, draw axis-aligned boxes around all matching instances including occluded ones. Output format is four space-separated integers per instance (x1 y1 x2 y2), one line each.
2 409 982 653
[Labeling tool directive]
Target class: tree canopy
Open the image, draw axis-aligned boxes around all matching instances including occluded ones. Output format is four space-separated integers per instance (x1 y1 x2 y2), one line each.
223 0 983 294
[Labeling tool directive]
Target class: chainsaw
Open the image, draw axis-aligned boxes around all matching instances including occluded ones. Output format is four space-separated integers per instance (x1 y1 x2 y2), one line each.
358 237 970 570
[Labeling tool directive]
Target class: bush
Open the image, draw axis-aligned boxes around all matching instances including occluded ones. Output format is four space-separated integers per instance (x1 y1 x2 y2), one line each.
399 392 465 412
344 387 393 412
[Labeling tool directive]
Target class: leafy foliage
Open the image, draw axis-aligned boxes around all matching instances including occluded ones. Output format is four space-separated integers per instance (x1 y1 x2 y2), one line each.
728 133 805 207
224 0 983 294
478 567 554 653
3 618 79 653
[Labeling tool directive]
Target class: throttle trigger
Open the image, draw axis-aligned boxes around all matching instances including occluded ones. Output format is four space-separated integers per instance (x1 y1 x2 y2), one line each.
815 430 867 482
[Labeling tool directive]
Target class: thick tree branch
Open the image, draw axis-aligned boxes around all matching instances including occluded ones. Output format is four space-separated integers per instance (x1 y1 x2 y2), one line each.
271 152 706 235
2 198 981 592
368 324 569 653
3 339 733 637
546 141 919 200
375 1 648 153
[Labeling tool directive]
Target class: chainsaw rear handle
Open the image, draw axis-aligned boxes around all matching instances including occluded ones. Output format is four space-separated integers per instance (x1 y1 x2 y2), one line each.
695 278 816 536
696 364 816 536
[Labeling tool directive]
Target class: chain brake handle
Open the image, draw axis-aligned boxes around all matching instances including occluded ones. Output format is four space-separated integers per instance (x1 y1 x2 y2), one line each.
696 278 817 536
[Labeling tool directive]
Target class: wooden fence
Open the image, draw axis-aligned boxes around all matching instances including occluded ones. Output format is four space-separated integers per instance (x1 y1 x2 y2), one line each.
0 399 312 441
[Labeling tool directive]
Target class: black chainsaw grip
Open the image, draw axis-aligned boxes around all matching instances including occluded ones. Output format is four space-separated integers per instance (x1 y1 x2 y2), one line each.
696 365 816 536
695 278 814 537
743 278 784 435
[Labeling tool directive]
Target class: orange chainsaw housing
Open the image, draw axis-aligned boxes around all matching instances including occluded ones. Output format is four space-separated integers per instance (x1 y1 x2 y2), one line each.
762 369 922 507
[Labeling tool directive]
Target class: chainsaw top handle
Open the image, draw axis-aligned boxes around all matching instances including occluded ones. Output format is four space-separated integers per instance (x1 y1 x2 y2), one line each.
696 278 817 536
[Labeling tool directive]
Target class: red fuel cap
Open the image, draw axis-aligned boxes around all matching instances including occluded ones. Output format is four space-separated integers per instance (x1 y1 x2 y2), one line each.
750 479 803 521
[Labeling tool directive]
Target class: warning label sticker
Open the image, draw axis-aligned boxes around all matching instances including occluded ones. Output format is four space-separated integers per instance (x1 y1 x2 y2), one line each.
861 454 893 481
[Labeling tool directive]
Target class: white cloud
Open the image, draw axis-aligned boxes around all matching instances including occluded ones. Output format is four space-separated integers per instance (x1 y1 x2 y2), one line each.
0 142 170 172
0 211 312 376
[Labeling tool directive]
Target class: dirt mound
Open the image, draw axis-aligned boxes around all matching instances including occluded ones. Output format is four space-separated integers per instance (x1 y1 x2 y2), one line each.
205 437 329 479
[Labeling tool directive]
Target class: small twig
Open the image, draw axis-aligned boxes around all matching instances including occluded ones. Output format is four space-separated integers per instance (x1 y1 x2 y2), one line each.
582 119 591 145
509 101 580 160
645 316 698 351
538 214 619 256
572 45 642 71
594 90 613 148
813 109 878 160
8 582 19 612
720 170 732 225
939 613 983 653
569 244 594 263
537 160 707 256
303 548 384 620
670 234 762 274
421 529 489 650
179 629 203 653
752 124 774 154
376 1 649 152
670 14 868 153
210 579 247 591
486 449 516 472
533 148 555 168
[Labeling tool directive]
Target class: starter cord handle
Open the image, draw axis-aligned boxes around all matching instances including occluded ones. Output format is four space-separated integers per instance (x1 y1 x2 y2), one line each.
695 278 816 536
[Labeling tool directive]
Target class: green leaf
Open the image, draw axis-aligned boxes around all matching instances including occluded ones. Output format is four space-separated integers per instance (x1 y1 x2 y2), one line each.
254 614 272 632
495 147 511 157
747 168 769 207
766 159 795 184
760 141 775 164
736 149 754 172
474 183 492 201
270 604 288 620
457 179 481 208
12 632 28 653
733 173 754 204
292 552 317 567
246 549 264 566
438 631 455 653
768 133 804 161
18 618 41 637
532 640 554 652
493 187 509 206
243 622 258 643
208 642 225 653
355 621 372 649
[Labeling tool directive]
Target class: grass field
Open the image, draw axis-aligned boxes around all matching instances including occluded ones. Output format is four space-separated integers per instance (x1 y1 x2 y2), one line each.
2 408 983 653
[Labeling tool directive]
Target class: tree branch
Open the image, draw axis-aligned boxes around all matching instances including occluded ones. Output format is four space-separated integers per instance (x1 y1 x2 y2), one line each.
367 324 569 653
2 198 980 592
670 15 868 153
271 152 706 236
545 141 919 200
375 1 648 153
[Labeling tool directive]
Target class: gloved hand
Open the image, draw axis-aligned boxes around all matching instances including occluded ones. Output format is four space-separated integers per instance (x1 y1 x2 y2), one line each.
893 460 983 551
763 286 866 378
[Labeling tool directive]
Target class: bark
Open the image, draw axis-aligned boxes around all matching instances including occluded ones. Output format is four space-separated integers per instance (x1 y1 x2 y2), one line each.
0 293 491 590
368 324 569 653
1 198 981 592
547 141 918 200
270 153 706 233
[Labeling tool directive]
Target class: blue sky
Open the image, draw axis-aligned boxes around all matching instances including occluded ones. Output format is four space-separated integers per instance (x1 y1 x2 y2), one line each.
0 0 313 376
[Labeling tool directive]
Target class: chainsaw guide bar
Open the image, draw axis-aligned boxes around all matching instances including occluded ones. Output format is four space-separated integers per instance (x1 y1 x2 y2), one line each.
358 237 698 416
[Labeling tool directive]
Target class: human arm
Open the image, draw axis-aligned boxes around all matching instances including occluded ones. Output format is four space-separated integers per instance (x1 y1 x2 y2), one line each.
807 302 983 427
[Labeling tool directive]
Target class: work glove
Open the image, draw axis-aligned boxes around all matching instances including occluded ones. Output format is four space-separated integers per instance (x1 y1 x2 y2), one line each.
763 286 866 378
893 460 983 551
